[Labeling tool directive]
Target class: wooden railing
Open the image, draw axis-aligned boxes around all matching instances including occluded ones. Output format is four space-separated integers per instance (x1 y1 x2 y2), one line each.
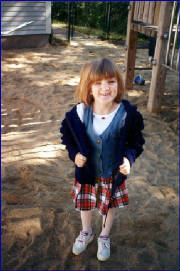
164 1 179 72
124 1 178 113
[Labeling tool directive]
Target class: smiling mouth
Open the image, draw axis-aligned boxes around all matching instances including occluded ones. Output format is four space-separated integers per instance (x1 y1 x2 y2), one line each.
101 93 110 96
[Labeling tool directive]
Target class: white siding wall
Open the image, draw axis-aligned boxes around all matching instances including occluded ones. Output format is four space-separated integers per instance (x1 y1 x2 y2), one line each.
1 1 51 36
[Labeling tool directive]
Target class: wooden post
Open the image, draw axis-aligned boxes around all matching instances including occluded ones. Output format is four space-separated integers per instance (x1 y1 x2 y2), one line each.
147 2 173 113
124 2 138 90
165 2 177 66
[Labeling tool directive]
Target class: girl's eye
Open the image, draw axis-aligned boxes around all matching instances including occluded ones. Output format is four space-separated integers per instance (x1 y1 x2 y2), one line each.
109 80 115 83
95 81 101 85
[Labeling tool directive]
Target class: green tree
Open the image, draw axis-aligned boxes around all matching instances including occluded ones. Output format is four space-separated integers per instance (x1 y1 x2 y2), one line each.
52 1 130 38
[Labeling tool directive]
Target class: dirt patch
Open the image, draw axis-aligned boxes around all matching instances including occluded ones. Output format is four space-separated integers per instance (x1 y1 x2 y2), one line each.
1 35 178 270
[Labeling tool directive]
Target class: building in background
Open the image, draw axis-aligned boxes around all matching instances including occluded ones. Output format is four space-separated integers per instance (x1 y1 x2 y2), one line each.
1 1 51 49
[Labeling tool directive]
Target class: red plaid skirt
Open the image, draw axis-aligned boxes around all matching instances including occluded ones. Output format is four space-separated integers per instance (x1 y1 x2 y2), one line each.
72 176 129 215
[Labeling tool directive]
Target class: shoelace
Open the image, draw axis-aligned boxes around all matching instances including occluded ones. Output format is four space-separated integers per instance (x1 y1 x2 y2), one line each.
78 231 89 243
99 238 110 248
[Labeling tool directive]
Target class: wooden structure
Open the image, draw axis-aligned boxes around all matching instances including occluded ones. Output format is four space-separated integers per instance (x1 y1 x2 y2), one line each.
124 1 179 113
1 1 51 49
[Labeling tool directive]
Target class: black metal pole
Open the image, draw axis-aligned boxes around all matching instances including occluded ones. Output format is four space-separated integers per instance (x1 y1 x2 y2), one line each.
104 1 108 36
106 1 111 40
67 1 71 43
71 2 74 38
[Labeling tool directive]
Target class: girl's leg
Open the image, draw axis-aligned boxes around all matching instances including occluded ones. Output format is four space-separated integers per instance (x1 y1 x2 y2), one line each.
97 208 115 261
100 208 115 236
72 210 93 255
80 210 93 232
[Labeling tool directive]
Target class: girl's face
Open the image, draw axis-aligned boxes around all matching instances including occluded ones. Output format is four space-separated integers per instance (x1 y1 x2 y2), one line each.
91 77 118 105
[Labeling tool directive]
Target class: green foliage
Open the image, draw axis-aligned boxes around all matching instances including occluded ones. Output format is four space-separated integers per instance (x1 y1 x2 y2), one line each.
51 1 129 38
110 2 129 34
52 1 68 22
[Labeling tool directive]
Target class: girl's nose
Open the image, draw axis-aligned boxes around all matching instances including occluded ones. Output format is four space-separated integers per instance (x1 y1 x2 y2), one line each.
102 82 109 90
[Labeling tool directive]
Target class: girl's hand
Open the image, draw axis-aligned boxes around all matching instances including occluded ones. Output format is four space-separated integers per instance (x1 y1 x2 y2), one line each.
75 152 87 167
119 157 130 175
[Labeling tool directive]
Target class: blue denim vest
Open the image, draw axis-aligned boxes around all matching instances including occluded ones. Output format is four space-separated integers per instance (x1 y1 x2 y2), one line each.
83 104 126 179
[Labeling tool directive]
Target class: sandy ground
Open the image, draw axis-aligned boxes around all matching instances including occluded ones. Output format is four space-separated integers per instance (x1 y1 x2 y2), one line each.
1 32 179 270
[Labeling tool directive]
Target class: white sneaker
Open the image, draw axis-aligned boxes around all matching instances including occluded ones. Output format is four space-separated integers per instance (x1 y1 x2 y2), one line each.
97 236 110 261
72 230 94 255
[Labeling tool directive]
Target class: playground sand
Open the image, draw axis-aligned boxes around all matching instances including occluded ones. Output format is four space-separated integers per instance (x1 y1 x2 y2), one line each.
1 37 178 270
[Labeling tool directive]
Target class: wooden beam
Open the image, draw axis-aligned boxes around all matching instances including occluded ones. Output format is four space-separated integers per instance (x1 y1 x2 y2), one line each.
153 1 161 26
165 2 177 66
138 1 145 22
143 1 150 24
148 2 156 25
134 1 140 21
124 2 138 90
170 11 179 68
147 2 173 113
131 22 157 37
162 63 179 74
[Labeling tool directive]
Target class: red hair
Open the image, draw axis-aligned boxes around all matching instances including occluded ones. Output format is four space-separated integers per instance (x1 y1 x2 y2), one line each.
75 58 125 106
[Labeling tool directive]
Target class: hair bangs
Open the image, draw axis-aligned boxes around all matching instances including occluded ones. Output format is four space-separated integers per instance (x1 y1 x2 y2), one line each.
89 59 118 83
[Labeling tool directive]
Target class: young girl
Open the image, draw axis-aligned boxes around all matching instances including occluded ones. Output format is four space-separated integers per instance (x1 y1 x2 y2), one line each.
60 58 145 261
